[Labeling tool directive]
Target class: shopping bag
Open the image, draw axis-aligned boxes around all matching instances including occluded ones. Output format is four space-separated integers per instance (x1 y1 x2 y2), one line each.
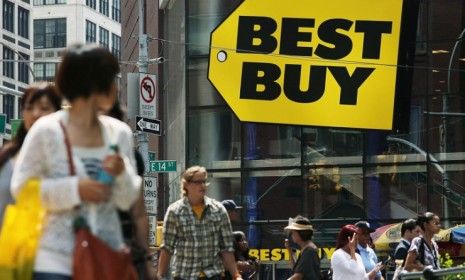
0 179 45 280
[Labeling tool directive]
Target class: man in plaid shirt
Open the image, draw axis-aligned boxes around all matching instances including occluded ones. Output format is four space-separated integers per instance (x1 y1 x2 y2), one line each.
157 166 242 280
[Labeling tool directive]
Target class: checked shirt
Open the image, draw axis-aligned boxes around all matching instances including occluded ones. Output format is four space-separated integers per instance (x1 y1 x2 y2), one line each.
161 196 234 280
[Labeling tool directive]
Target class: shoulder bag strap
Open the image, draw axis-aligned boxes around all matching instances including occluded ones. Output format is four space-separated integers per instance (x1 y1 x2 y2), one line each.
59 121 76 176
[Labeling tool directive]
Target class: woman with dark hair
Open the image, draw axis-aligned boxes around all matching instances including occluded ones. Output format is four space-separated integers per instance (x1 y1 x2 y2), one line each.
11 44 141 280
231 231 259 280
404 212 441 272
0 82 62 229
284 215 320 280
331 224 382 280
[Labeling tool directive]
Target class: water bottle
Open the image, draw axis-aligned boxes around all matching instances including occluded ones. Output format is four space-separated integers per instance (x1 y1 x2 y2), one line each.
97 144 119 185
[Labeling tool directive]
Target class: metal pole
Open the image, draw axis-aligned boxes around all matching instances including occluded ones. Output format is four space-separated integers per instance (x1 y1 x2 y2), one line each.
137 0 155 246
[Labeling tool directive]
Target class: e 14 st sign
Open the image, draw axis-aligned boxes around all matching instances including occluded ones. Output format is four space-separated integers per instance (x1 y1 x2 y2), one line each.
208 0 408 130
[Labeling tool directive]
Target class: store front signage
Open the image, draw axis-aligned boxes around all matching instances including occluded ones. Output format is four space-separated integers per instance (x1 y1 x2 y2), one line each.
208 0 406 130
248 247 336 261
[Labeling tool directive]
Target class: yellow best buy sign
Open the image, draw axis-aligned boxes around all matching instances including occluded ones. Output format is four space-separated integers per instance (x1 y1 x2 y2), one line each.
208 0 408 130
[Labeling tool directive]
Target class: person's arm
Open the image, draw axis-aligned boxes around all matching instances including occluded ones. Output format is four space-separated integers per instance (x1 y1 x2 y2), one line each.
157 248 171 279
11 122 85 210
404 250 423 272
221 251 243 280
284 238 296 268
367 263 383 280
108 120 142 210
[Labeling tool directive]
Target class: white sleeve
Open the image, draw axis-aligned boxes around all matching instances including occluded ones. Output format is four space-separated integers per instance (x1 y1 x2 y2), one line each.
11 123 81 211
111 126 142 210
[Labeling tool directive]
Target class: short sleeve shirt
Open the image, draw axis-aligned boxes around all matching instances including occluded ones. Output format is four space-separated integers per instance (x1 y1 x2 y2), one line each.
161 196 234 280
293 246 321 279
409 237 440 269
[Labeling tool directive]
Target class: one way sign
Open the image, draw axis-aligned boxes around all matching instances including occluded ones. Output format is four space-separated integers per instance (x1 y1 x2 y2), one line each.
136 116 161 135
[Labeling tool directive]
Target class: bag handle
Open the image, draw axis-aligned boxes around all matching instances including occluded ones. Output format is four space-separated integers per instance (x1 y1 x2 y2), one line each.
59 121 76 176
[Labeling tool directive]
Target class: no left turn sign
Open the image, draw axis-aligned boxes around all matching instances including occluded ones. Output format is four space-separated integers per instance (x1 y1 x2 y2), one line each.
139 74 157 118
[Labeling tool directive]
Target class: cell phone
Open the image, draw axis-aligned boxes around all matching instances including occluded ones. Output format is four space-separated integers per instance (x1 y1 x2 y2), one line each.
287 232 300 250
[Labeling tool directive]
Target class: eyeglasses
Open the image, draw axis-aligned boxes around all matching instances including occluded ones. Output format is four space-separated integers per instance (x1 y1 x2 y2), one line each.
189 179 208 185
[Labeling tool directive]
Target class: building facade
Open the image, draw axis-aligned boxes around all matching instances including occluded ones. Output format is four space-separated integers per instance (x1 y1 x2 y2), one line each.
0 0 121 140
159 0 465 264
1 0 33 138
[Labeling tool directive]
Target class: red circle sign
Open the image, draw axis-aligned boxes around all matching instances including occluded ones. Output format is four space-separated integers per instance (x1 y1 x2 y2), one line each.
140 76 155 103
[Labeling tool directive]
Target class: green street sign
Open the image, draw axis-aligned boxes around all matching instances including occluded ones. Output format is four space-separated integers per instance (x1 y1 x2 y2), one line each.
0 114 5 134
10 119 23 138
150 160 177 172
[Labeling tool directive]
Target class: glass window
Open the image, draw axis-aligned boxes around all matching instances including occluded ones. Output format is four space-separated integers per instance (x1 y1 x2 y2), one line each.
99 27 109 49
2 47 15 79
111 0 120 22
99 0 109 16
18 52 30 84
244 123 301 168
188 58 225 107
187 108 241 169
243 171 303 248
365 165 427 219
34 0 65 4
3 0 14 33
187 0 242 56
111 33 120 59
86 0 96 9
17 6 29 39
34 18 66 49
33 62 57 81
302 127 363 166
2 94 15 122
86 20 96 43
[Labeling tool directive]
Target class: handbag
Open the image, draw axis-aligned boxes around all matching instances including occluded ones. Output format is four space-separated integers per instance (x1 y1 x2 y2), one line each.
0 178 44 280
58 121 137 280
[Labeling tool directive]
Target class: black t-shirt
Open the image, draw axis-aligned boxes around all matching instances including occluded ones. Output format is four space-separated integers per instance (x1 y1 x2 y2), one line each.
394 239 410 261
293 246 321 280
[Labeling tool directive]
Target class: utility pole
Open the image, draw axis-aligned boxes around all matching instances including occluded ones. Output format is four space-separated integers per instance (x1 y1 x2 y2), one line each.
137 0 156 247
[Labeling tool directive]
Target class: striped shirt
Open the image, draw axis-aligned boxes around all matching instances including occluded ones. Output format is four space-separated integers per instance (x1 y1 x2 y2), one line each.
161 196 234 280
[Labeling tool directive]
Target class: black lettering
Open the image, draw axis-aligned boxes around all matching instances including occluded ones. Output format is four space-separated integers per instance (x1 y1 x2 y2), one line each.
328 67 375 105
355 21 392 59
283 65 326 103
315 19 353 59
237 16 277 53
240 62 281 100
280 18 314 56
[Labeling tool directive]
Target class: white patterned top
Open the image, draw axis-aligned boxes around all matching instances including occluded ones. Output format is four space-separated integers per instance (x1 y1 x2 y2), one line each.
11 110 142 275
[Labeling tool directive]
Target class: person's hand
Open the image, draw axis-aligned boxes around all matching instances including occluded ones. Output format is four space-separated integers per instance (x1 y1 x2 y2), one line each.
284 238 290 250
78 178 111 203
102 154 124 176
348 233 357 253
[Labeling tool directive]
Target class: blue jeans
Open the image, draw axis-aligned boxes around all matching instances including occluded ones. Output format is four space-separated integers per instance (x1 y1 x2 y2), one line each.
33 272 72 280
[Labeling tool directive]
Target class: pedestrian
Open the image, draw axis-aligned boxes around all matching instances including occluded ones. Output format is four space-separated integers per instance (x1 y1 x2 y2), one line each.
0 82 62 230
157 165 242 280
391 218 422 279
393 219 422 261
224 231 259 280
404 212 441 272
284 215 320 280
11 44 142 280
331 224 382 280
222 199 242 225
106 101 156 279
355 221 384 280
